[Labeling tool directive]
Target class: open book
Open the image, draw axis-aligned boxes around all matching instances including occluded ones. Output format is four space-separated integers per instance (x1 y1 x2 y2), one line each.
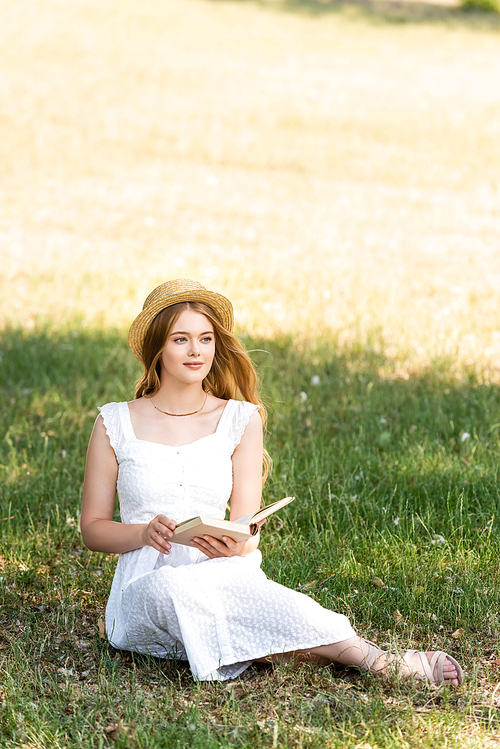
171 496 295 547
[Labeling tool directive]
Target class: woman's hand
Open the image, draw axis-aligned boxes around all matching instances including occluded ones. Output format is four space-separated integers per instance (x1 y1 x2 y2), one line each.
190 534 247 559
190 519 266 559
142 514 177 555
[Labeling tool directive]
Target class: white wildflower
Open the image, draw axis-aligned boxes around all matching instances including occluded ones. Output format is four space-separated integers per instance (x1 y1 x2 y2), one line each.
311 375 320 386
431 534 446 547
299 391 308 402
461 432 470 442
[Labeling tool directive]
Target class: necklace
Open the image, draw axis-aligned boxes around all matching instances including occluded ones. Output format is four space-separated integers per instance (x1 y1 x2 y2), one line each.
150 392 208 417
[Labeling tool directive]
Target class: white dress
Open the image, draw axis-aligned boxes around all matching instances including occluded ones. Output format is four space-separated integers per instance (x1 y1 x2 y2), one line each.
99 399 356 681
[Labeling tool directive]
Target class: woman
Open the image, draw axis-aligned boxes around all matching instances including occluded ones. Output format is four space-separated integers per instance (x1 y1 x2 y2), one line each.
81 279 463 685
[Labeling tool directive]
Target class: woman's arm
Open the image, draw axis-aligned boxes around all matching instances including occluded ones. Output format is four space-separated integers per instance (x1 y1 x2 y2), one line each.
229 410 264 522
191 409 264 558
81 416 176 554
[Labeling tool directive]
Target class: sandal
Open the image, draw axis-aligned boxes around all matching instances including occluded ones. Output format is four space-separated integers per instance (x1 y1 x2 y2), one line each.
401 649 464 686
361 641 463 686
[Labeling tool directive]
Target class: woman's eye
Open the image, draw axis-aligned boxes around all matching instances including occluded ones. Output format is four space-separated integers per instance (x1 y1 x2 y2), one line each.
201 337 213 344
174 337 187 343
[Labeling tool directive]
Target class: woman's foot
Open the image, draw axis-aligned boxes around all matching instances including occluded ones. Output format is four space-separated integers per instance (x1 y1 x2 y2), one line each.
303 636 463 687
256 637 464 687
397 650 462 687
361 641 463 686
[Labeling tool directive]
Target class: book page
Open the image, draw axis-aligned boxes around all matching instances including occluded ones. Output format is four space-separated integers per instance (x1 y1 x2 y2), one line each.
234 496 294 525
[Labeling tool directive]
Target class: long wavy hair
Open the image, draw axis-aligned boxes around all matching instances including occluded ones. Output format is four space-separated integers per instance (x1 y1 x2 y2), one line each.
134 301 270 479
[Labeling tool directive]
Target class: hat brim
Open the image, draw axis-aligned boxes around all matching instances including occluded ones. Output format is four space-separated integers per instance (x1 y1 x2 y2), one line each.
128 289 234 363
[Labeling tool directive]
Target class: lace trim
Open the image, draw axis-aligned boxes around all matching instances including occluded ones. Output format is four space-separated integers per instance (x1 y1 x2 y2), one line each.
228 402 260 452
98 402 126 454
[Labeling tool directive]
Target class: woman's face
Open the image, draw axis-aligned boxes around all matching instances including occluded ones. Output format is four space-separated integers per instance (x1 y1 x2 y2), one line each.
159 309 215 385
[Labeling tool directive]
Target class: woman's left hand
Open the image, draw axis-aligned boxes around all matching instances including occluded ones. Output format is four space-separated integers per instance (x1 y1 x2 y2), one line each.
190 519 265 559
190 534 247 558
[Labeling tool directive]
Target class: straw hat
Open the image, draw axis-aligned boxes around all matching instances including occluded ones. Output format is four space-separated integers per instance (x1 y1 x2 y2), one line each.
128 279 234 363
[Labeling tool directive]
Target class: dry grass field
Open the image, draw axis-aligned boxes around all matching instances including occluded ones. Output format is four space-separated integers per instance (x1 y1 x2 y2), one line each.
1 0 499 375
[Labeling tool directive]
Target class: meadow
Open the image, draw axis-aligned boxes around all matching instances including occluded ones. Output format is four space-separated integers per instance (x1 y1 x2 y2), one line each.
1 0 500 746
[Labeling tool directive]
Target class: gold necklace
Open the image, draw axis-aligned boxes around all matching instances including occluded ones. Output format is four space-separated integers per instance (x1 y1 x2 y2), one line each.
150 392 208 417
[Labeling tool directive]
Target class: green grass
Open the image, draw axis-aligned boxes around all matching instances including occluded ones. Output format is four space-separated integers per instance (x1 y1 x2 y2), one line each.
1 325 500 747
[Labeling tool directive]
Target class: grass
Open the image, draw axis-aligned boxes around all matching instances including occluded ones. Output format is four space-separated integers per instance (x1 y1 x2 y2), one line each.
1 0 500 745
2 328 500 747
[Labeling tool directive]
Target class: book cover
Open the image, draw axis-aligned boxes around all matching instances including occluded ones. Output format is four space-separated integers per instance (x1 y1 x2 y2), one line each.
171 496 295 547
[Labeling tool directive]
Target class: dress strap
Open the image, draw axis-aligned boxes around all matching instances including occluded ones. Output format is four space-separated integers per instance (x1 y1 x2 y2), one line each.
220 400 260 453
119 402 138 443
98 402 130 455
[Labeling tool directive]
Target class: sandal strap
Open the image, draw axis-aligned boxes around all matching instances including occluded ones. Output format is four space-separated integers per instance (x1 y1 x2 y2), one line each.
402 650 436 682
403 650 455 684
360 640 386 672
428 650 464 686
428 651 446 683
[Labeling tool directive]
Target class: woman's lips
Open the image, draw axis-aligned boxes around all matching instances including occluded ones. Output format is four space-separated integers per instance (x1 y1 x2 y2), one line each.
184 362 203 369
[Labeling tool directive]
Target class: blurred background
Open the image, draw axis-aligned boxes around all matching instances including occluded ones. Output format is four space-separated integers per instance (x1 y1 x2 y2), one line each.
1 0 500 374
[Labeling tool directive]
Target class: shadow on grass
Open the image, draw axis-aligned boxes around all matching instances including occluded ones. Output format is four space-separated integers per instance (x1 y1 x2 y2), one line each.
209 0 500 27
1 324 499 538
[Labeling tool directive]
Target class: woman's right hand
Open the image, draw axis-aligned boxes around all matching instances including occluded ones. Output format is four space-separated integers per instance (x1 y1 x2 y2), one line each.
143 514 177 555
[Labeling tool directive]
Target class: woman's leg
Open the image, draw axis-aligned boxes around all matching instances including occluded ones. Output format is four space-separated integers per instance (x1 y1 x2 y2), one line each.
256 635 462 686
